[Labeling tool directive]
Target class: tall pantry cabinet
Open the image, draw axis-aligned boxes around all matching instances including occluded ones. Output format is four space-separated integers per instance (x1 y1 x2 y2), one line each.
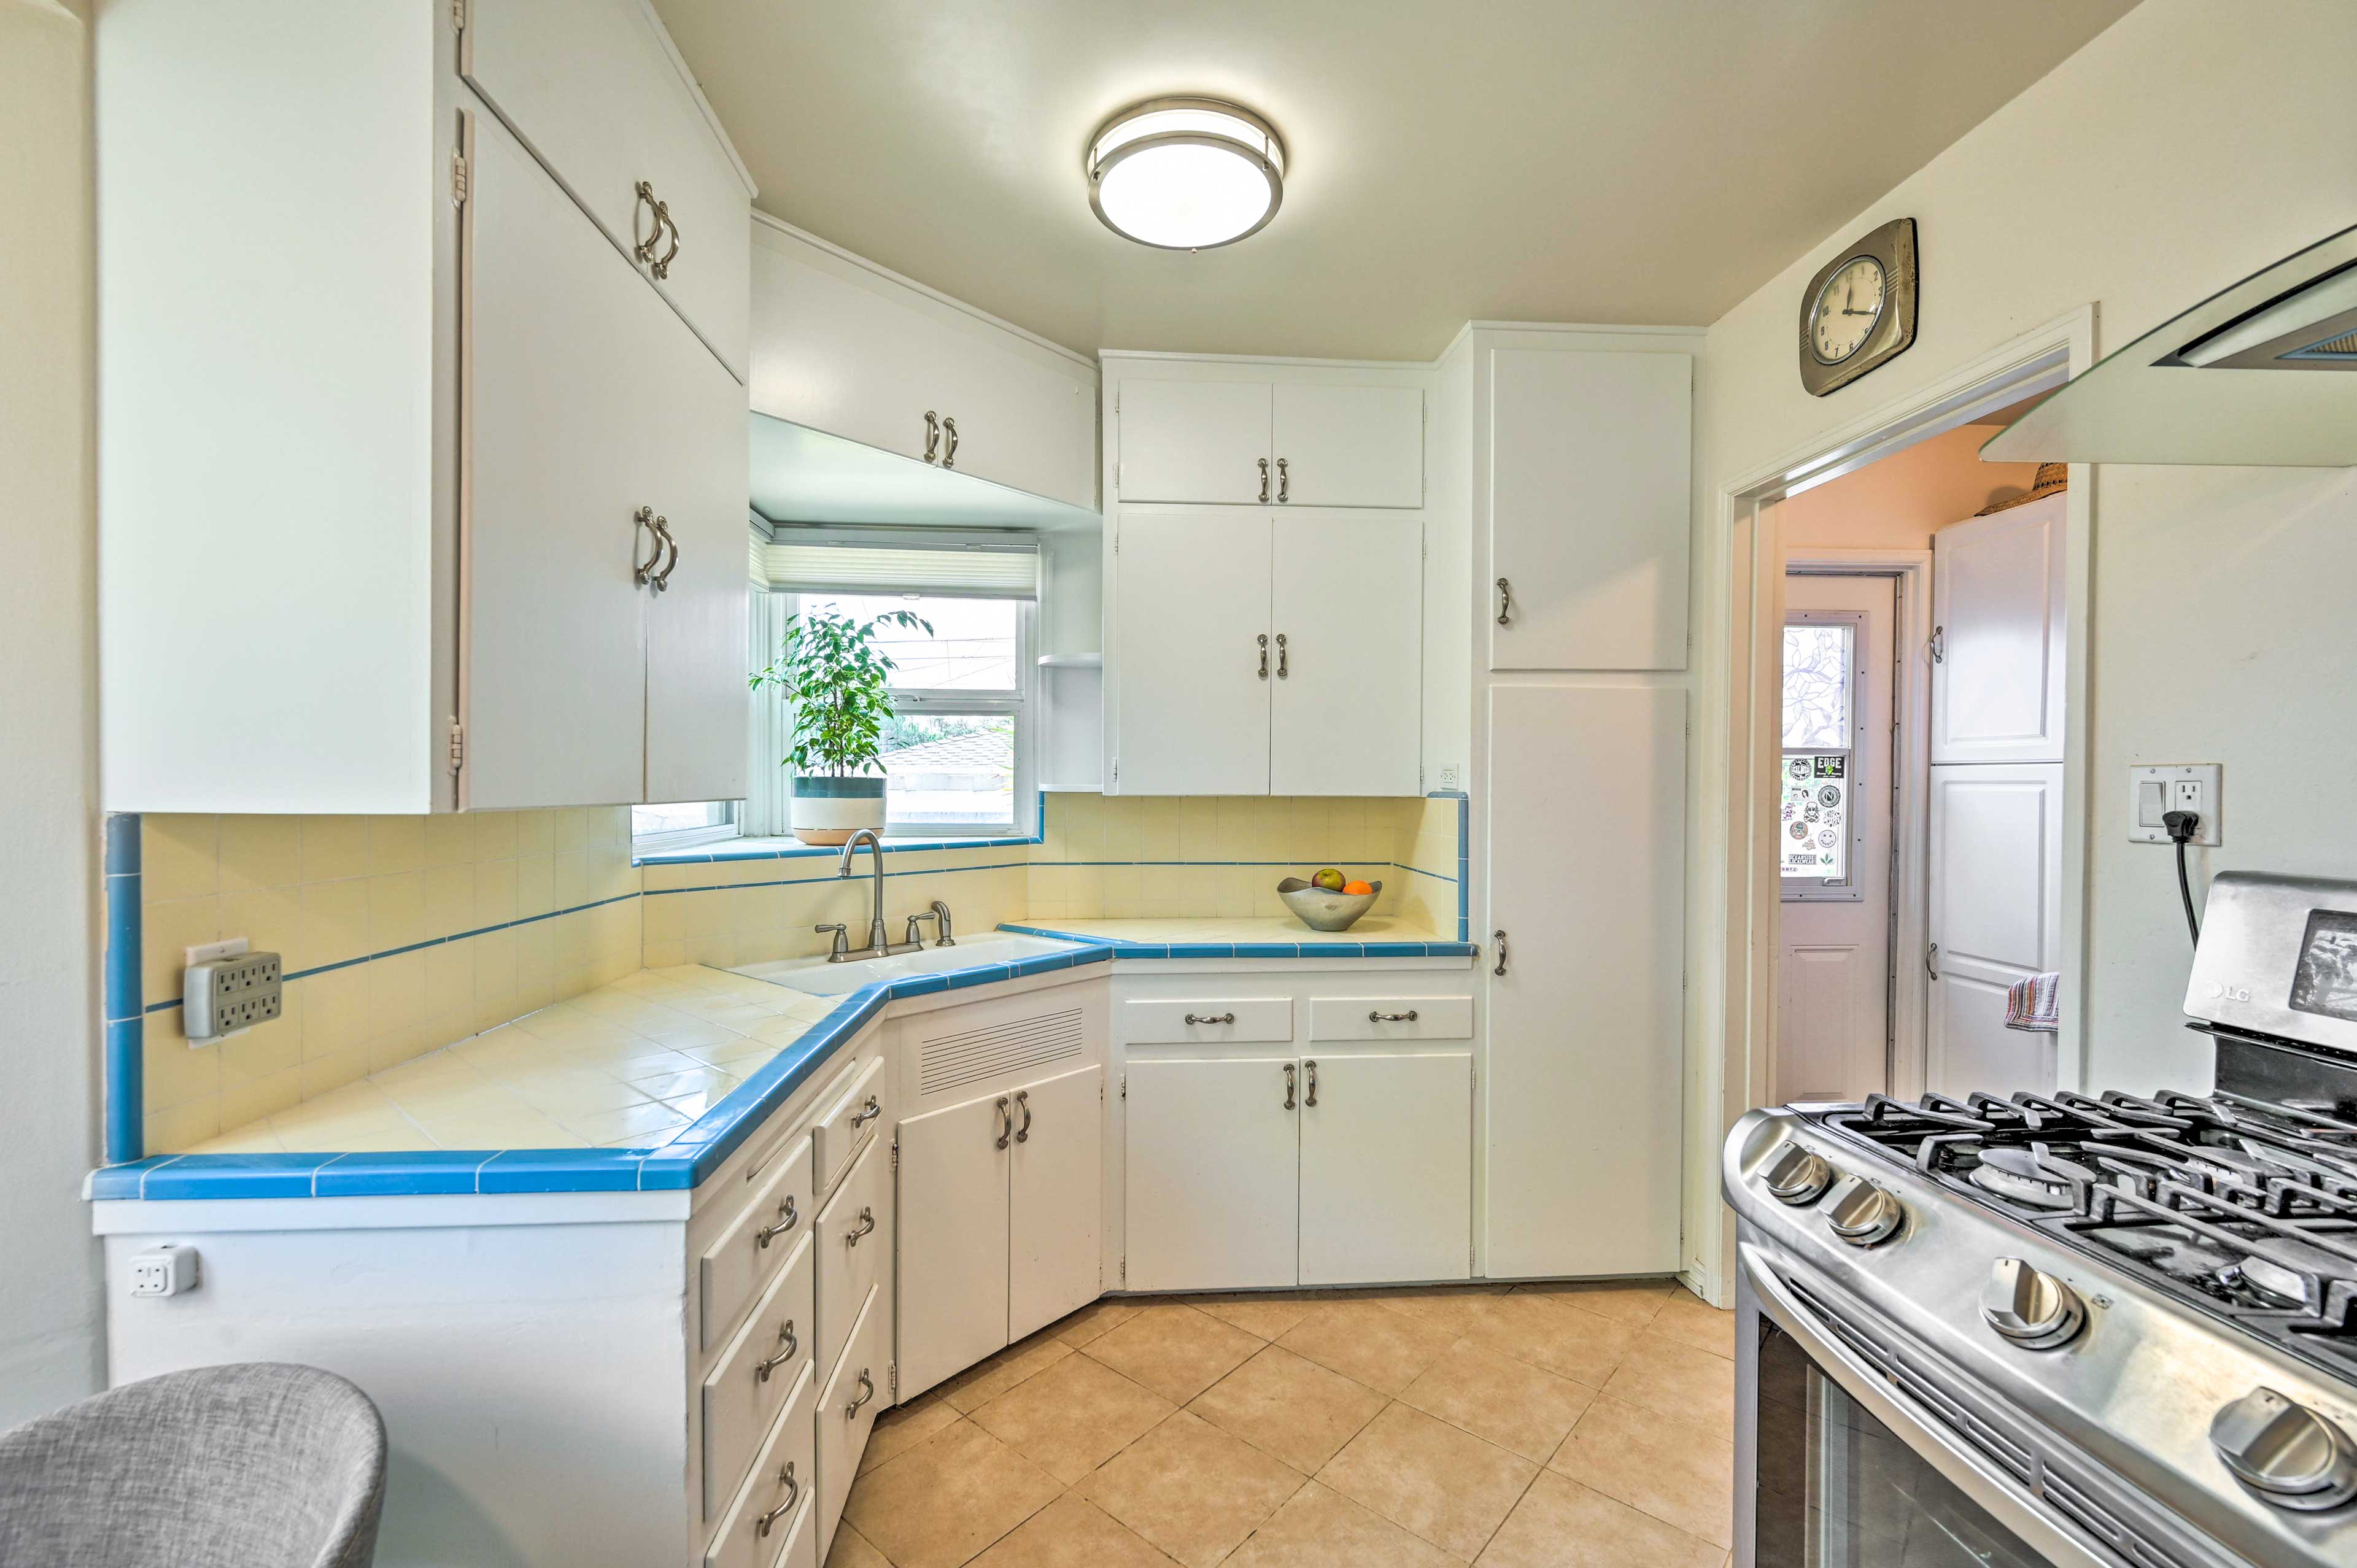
97 0 754 814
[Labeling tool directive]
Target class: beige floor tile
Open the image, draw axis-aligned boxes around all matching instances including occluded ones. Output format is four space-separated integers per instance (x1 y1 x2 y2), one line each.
970 1350 1177 1484
1314 1402 1538 1560
1275 1300 1458 1397
938 1329 1078 1413
969 1494 1183 1568
1457 1292 1638 1389
860 1395 962 1475
843 1419 1064 1568
1051 1297 1146 1347
825 1521 892 1568
1225 1480 1462 1568
1548 1394 1734 1548
1647 1288 1737 1361
1080 1411 1306 1568
1083 1303 1263 1405
1188 1345 1389 1472
1601 1334 1737 1432
1186 1291 1319 1340
1398 1338 1598 1462
1474 1473 1722 1568
1360 1284 1514 1338
1511 1277 1676 1327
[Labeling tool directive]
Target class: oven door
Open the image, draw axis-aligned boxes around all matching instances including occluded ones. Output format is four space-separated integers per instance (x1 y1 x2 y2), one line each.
1736 1243 2111 1568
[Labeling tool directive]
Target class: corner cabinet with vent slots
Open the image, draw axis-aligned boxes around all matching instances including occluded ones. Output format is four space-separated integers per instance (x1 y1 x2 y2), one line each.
96 0 754 814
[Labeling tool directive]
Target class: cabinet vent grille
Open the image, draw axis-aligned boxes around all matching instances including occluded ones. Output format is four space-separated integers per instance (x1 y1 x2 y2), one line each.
918 1008 1086 1097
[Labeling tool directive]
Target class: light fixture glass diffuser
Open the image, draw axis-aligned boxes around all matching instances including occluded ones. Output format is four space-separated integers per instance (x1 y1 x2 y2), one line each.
1087 98 1285 250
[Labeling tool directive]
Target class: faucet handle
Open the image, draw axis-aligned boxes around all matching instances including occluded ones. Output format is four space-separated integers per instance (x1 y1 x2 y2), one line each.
930 898 956 947
904 910 939 948
814 923 850 961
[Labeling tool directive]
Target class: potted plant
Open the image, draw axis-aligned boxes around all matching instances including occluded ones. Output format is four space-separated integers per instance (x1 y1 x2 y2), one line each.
751 604 932 846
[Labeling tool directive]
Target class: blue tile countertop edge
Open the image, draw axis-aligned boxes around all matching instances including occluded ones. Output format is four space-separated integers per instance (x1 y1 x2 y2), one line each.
85 921 1475 1203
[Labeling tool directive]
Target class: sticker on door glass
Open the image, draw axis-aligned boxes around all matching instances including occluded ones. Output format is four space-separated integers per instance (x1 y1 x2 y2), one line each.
1781 753 1849 879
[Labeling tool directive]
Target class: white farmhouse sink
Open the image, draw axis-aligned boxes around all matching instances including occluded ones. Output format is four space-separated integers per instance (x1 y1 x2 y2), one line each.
732 932 1086 997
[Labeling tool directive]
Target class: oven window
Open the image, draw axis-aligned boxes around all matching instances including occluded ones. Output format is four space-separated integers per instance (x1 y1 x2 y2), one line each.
1756 1321 2045 1568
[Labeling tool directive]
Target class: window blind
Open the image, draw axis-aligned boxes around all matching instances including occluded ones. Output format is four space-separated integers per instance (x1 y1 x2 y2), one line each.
749 532 1039 599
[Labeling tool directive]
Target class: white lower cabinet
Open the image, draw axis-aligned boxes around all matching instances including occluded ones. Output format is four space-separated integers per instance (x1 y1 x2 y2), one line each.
816 1287 891 1562
1299 1052 1473 1285
1126 1057 1302 1292
706 1359 817 1568
815 1137 894 1383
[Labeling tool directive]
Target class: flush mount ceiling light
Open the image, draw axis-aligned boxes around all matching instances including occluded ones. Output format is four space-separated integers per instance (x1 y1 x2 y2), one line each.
1086 97 1285 251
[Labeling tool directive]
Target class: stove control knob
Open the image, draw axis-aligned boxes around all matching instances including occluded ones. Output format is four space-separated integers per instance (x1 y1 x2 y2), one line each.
1980 1258 2085 1349
1760 1141 1834 1205
2210 1388 2357 1511
1822 1175 1904 1246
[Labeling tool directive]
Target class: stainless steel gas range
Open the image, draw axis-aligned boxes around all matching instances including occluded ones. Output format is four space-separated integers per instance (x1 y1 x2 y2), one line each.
1726 872 2357 1568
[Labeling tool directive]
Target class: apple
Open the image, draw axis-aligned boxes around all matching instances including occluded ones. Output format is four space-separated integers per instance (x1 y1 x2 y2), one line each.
1311 868 1347 892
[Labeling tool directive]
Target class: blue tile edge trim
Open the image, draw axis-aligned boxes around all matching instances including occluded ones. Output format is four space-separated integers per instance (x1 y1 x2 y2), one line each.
103 813 144 1164
995 922 1479 962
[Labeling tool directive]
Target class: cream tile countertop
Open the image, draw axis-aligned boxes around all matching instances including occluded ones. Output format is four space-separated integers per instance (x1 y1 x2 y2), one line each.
189 965 840 1156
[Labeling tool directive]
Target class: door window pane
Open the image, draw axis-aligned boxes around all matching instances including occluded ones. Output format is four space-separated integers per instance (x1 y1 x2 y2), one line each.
1783 624 1854 749
1781 755 1849 881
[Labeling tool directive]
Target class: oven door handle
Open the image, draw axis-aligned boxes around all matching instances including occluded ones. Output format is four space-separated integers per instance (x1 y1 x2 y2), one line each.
1740 1243 2115 1568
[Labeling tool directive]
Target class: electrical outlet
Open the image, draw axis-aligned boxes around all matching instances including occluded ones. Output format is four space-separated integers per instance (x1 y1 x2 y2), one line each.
183 948 284 1043
129 1245 200 1298
2127 763 2222 846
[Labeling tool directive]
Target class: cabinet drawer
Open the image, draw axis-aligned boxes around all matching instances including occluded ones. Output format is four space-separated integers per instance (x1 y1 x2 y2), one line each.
815 1135 893 1383
705 1359 816 1568
700 1136 813 1353
810 1056 889 1200
1119 997 1293 1046
702 1230 815 1518
1306 995 1474 1042
816 1286 890 1562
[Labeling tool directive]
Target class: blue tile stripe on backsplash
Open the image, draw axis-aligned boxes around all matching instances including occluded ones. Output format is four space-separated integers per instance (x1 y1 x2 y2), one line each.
103 813 145 1164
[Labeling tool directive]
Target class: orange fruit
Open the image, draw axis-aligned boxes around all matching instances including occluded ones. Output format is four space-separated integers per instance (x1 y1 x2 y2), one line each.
1342 880 1374 896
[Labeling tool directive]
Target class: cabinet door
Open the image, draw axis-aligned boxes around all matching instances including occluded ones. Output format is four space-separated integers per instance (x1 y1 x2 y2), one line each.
1485 684 1685 1278
1299 1053 1471 1285
1008 1067 1102 1342
1124 1058 1298 1291
1931 495 2066 764
1115 381 1272 504
642 305 751 806
1926 763 2063 1097
463 110 649 811
1110 511 1271 794
926 330 1099 513
1272 384 1423 508
1270 515 1422 795
894 1090 1010 1400
462 0 750 378
1488 349 1690 672
815 1285 888 1562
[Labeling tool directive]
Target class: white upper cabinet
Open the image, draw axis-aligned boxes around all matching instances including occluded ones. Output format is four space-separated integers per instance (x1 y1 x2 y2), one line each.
460 0 754 380
1488 349 1691 672
1115 377 1423 508
1269 516 1423 796
1930 494 2067 765
1111 510 1274 795
748 219 1099 514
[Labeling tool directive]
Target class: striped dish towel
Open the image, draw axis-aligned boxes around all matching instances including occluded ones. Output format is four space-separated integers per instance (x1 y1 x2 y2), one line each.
2005 971 2061 1033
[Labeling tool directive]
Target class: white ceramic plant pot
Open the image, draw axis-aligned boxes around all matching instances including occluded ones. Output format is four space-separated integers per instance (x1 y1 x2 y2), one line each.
790 777 886 846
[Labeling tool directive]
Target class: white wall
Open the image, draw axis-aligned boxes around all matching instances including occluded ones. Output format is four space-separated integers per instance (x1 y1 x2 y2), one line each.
1698 0 2357 1114
0 0 105 1424
1773 423 2042 553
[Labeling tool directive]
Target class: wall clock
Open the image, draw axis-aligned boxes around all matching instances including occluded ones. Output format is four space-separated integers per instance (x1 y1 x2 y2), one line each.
1798 217 1918 396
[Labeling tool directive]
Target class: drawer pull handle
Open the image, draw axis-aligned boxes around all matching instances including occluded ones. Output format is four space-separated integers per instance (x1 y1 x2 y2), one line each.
1185 1012 1236 1026
1304 1059 1318 1107
846 1369 875 1418
1014 1089 1032 1143
756 1194 798 1248
754 1460 800 1537
1368 1010 1420 1023
1283 1063 1296 1110
754 1319 799 1382
850 1094 883 1130
846 1206 876 1246
994 1094 1012 1151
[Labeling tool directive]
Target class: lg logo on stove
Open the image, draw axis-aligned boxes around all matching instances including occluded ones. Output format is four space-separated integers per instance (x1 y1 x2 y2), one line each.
2204 981 2253 1002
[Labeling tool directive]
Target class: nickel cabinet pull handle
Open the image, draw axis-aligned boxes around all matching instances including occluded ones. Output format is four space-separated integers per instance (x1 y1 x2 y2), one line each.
940 415 958 469
1926 943 1940 980
650 204 679 278
923 411 941 463
754 1461 800 1537
1258 457 1270 503
846 1369 875 1418
1304 1059 1318 1106
650 516 678 591
1930 625 1945 663
1257 635 1269 681
1014 1089 1032 1143
1275 633 1288 679
1493 930 1509 977
1276 457 1289 503
994 1094 1011 1150
1283 1062 1296 1110
850 1094 882 1130
1496 577 1514 626
845 1206 875 1246
1368 1009 1419 1023
755 1194 798 1248
632 506 662 585
632 181 664 266
754 1319 798 1381
1184 1011 1235 1025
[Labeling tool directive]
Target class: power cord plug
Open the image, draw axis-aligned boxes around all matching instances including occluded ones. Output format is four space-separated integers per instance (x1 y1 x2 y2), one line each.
2164 810 2202 946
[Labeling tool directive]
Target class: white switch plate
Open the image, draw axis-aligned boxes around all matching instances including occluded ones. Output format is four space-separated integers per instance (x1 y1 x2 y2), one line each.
2127 763 2221 845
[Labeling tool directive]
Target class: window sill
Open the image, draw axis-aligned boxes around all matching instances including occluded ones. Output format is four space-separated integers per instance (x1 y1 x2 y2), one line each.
632 828 1042 868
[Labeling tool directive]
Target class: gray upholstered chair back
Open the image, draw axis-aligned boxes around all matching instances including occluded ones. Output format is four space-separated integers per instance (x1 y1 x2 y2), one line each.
0 1362 386 1568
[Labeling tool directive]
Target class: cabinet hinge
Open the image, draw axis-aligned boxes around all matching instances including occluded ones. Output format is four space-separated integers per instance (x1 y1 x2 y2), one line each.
891 1138 900 1172
446 720 465 774
1120 1255 1127 1287
1110 758 1120 786
1119 1072 1127 1100
889 1362 899 1397
449 147 470 209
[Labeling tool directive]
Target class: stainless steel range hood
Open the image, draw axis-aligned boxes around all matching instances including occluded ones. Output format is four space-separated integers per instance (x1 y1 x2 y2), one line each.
1985 222 2357 466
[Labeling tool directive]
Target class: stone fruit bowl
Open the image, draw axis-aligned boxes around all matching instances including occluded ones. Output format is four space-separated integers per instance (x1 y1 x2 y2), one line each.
1277 877 1381 932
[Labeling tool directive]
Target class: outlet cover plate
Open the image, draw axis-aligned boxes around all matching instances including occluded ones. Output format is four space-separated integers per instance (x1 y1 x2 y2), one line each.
2127 763 2222 846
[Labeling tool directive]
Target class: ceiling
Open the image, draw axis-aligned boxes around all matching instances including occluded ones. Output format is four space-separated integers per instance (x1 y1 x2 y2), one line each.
652 0 2138 361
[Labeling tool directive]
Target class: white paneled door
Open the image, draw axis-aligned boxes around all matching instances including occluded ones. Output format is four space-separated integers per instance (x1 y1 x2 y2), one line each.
1298 1052 1471 1284
1488 349 1691 673
1111 510 1272 794
1927 763 2064 1096
893 1090 1009 1398
1124 1057 1299 1291
1485 684 1686 1278
1115 380 1273 504
1270 515 1423 795
1931 495 2066 764
1272 384 1424 509
1007 1066 1102 1342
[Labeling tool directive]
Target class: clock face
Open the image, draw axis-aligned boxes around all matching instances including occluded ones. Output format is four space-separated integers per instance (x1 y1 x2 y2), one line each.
1809 255 1886 365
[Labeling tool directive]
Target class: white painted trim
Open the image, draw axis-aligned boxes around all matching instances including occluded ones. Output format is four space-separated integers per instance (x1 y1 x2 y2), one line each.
91 1189 691 1235
633 0 757 197
1099 347 1447 374
1433 318 1711 363
750 209 1097 372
